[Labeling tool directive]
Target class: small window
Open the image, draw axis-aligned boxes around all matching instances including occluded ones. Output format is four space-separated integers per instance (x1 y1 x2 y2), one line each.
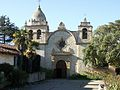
29 30 33 39
82 28 87 39
37 29 41 39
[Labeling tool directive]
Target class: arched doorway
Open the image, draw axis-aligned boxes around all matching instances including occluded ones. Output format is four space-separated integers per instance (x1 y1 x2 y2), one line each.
55 60 67 78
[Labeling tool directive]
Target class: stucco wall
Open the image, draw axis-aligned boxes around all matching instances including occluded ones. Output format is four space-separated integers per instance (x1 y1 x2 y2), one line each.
35 28 92 76
36 45 46 68
0 54 14 65
45 30 81 75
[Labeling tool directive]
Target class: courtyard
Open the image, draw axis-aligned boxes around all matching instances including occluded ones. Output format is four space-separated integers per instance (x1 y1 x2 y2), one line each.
19 79 104 90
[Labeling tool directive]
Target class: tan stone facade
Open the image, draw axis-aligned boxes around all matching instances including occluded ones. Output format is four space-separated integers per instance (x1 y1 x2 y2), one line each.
24 5 93 77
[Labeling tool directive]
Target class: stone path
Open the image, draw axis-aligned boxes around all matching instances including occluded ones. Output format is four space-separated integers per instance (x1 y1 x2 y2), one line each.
15 79 105 90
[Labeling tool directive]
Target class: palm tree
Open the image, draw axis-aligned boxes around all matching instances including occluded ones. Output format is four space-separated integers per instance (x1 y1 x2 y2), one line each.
13 29 28 53
13 29 28 70
13 29 39 72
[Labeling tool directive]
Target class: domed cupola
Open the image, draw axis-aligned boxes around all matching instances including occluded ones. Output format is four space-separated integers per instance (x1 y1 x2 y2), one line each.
24 2 49 43
26 4 48 26
32 5 46 21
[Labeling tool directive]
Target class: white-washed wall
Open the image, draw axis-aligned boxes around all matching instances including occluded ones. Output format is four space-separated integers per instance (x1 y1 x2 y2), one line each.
0 54 14 65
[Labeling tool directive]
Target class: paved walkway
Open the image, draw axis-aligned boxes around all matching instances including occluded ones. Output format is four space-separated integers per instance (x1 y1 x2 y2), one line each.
17 79 105 90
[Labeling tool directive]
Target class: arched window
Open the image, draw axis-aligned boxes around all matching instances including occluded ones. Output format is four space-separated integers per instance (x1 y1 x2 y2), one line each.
82 28 87 39
37 29 41 39
29 30 33 40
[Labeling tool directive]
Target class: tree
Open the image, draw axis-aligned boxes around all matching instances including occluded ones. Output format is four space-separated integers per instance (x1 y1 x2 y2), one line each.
13 29 28 54
0 15 18 37
13 29 39 55
13 29 30 70
83 20 120 67
13 29 40 72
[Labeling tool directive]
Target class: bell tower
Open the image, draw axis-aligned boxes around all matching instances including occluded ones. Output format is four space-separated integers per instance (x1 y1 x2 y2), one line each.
77 18 93 44
24 2 49 44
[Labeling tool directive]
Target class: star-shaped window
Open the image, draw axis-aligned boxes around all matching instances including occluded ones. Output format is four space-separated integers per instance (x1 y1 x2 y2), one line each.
58 38 66 50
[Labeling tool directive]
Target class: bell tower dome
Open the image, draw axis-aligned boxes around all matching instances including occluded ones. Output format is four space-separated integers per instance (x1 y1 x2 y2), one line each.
25 2 49 44
31 5 46 23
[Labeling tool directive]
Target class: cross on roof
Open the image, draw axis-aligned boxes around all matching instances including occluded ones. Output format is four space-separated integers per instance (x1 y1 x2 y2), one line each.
38 0 41 6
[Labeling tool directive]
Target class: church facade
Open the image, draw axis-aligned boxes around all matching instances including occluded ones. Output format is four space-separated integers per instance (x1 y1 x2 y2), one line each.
24 5 93 78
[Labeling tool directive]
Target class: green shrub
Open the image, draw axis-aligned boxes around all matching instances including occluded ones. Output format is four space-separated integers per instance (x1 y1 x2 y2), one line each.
0 63 14 80
70 70 103 80
70 74 90 80
0 72 4 84
104 74 120 90
8 69 28 87
85 68 120 90
84 71 103 80
0 63 28 88
0 72 9 89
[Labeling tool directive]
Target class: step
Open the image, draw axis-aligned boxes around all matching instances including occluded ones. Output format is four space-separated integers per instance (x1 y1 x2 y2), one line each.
87 80 104 85
84 80 106 90
84 84 98 89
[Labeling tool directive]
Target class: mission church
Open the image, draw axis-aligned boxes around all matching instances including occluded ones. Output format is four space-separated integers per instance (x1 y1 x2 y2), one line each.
24 4 93 78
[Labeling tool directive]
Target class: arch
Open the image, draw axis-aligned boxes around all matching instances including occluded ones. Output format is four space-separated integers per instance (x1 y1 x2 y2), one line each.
47 30 76 43
82 28 88 39
55 60 67 78
37 29 41 39
29 30 33 40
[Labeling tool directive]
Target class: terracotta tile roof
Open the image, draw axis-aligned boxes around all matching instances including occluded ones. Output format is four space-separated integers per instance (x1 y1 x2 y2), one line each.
0 44 19 55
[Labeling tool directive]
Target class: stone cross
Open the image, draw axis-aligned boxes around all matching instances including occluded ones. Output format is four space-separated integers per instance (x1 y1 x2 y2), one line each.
38 0 41 5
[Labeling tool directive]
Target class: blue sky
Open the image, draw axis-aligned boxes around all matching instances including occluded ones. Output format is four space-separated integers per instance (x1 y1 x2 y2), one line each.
0 0 120 31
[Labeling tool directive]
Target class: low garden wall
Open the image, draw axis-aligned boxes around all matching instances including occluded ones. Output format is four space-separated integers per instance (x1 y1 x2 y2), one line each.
27 72 45 83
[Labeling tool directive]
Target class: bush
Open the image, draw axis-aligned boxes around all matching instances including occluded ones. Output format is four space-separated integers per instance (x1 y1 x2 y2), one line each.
8 69 28 87
85 68 120 89
104 74 120 90
70 70 103 80
0 72 9 89
84 71 103 80
0 72 4 84
0 63 28 88
70 74 90 80
0 63 14 79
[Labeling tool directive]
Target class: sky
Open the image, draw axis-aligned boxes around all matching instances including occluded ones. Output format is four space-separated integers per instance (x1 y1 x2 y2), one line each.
0 0 120 31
